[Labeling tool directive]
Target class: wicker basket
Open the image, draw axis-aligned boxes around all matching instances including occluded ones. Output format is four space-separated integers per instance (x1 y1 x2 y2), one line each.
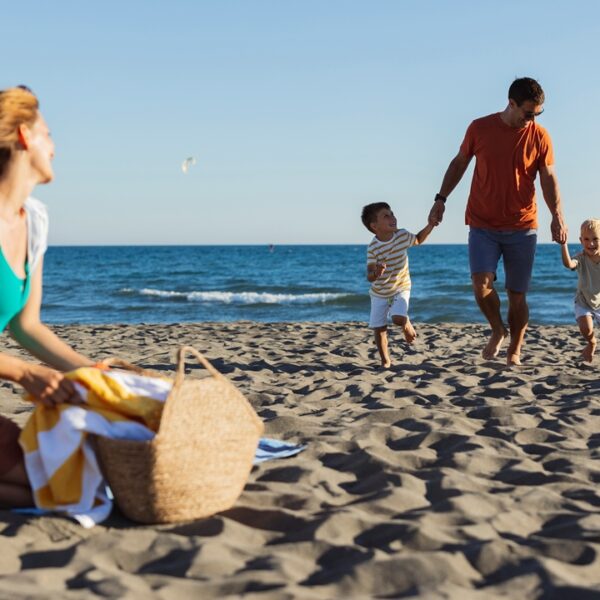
94 346 264 524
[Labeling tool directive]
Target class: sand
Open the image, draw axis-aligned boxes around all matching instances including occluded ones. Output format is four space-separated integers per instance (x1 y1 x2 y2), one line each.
0 321 599 599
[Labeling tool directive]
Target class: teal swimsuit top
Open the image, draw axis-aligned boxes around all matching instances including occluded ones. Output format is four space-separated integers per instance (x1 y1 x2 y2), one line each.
0 248 30 332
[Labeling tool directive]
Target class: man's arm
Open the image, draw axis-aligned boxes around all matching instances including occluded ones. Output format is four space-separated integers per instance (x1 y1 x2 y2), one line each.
429 151 472 225
539 164 568 244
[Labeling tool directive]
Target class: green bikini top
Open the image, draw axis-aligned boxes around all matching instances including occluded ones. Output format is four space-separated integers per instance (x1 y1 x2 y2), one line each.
0 197 48 332
0 248 31 332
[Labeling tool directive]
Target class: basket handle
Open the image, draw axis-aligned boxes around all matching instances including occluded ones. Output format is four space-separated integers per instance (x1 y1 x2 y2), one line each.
173 346 222 390
156 347 223 437
98 358 147 374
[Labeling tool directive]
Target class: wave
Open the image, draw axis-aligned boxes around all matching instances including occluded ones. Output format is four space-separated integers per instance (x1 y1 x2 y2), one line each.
119 288 353 305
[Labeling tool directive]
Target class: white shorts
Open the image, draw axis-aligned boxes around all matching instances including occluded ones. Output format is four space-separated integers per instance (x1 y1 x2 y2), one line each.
574 301 600 324
369 290 410 328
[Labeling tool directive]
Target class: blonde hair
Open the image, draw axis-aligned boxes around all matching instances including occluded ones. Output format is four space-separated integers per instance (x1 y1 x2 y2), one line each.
0 86 39 178
581 218 600 235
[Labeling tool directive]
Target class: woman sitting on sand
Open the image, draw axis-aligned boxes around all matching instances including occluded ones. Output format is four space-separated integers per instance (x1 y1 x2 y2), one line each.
0 86 93 506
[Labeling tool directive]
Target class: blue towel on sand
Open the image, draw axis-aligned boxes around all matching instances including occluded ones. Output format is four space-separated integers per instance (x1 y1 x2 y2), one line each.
253 437 306 464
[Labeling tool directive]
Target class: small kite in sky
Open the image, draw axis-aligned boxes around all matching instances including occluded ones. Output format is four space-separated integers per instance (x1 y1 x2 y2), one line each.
181 157 197 174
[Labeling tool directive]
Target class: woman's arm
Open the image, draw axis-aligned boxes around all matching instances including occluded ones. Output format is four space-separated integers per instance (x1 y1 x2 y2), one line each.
9 258 93 371
0 351 80 406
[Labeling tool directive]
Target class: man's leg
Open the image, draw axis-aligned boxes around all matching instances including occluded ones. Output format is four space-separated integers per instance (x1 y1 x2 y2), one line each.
469 228 507 359
472 272 509 359
502 230 537 366
506 290 528 365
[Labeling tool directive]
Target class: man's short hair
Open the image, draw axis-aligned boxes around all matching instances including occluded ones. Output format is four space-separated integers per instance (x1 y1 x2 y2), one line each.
361 202 390 233
581 218 600 235
508 77 545 106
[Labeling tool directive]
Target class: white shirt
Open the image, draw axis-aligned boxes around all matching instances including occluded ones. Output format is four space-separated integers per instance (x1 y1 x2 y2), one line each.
24 196 49 273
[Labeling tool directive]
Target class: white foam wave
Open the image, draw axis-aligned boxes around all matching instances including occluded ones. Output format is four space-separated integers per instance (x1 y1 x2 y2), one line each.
121 288 347 305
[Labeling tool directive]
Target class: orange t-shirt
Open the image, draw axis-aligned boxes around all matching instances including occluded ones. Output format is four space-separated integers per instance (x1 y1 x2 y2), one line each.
460 113 554 230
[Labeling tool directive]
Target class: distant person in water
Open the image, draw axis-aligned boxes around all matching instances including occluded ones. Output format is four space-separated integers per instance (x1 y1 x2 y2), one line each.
361 202 435 368
560 219 600 363
0 86 93 507
429 77 568 366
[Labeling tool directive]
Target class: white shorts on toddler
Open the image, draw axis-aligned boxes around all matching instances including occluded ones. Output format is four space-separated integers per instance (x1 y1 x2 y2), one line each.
574 301 600 324
369 290 410 328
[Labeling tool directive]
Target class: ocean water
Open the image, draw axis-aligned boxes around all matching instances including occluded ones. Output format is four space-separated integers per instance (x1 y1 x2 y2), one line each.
41 244 581 325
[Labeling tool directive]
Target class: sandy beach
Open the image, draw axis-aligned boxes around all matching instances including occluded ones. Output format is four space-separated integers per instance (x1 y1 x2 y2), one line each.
1 321 599 598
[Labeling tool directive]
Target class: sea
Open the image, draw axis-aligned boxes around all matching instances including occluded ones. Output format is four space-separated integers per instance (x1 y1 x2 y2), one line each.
41 244 581 326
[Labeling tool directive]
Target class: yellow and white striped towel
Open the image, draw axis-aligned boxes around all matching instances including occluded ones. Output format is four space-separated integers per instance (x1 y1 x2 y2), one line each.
19 367 173 528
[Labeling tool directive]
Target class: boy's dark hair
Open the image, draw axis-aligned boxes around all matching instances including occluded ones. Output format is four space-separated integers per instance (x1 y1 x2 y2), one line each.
361 202 390 233
508 77 545 106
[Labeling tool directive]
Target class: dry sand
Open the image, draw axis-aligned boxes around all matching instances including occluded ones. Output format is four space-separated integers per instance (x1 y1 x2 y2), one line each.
1 321 599 599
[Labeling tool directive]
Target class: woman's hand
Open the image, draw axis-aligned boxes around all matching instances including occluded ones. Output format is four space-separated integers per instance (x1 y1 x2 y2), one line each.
19 364 82 407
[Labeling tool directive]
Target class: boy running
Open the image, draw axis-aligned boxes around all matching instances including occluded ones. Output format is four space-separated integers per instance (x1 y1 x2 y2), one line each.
361 202 434 368
561 218 600 363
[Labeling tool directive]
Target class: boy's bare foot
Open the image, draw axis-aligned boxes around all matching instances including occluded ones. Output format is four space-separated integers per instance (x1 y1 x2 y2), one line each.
380 358 391 369
482 327 508 360
402 321 417 344
582 338 597 363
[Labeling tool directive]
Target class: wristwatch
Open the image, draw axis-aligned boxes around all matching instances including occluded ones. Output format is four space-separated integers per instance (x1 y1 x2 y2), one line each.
435 193 447 203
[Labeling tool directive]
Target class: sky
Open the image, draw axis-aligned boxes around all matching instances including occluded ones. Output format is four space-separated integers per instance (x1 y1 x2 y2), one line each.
2 0 599 245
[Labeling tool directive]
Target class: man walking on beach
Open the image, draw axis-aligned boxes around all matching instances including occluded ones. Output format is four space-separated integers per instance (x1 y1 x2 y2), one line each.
429 77 567 366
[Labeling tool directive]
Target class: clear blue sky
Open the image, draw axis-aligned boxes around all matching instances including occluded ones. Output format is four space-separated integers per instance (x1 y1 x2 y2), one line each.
3 1 599 245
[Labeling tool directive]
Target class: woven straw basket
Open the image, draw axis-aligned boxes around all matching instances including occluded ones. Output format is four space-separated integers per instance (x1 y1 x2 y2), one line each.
94 346 264 524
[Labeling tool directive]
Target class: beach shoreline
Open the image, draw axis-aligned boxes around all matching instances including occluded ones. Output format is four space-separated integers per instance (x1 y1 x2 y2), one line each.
1 321 599 598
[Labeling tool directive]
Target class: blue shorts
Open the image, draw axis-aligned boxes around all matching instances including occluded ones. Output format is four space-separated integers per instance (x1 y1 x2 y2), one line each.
468 227 537 293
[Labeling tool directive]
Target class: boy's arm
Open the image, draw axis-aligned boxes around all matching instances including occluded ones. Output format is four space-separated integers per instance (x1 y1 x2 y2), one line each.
414 222 435 246
560 242 577 270
367 262 386 282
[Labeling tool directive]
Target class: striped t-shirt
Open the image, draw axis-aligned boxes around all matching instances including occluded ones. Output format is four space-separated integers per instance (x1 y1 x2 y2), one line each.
367 229 417 298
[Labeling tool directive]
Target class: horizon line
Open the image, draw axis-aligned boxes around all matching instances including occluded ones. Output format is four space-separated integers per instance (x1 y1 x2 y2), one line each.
47 241 573 248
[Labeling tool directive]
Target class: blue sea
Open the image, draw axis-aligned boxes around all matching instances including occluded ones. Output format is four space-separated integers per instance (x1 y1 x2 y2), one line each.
41 244 581 325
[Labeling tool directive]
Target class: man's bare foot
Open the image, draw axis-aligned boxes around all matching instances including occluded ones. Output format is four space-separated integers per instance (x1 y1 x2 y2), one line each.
582 338 597 363
506 353 522 366
505 337 523 366
482 327 508 360
380 358 391 369
402 321 417 344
